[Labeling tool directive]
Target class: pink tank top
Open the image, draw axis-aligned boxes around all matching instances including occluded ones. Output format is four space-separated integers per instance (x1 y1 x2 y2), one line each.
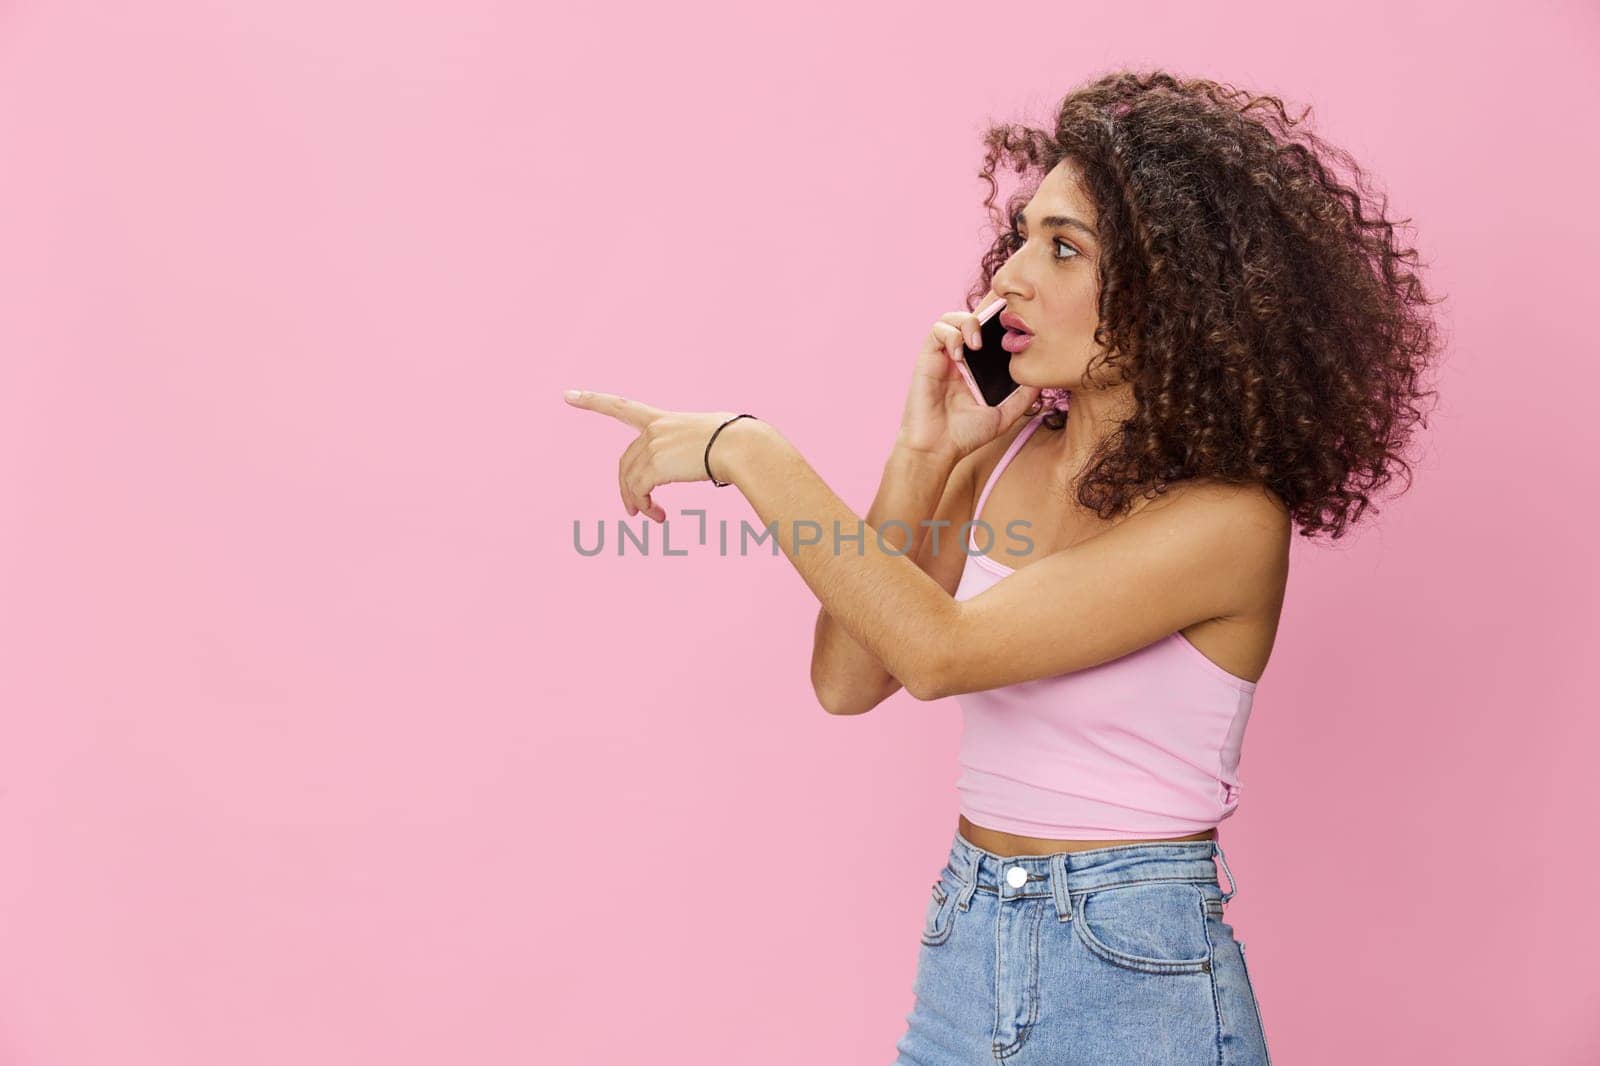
952 412 1258 839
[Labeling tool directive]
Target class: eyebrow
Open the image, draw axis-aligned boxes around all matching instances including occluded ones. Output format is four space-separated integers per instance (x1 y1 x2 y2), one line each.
1013 208 1098 241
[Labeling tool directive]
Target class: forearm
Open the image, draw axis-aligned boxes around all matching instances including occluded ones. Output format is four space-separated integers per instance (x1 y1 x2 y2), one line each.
812 443 957 709
717 419 957 699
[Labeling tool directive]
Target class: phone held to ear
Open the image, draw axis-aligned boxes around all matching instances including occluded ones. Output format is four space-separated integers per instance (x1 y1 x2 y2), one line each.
955 297 1021 406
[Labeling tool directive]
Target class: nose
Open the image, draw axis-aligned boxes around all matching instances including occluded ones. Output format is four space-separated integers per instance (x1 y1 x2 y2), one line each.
991 255 1030 305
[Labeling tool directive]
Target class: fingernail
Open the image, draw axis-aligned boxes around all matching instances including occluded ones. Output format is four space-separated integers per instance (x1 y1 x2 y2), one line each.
564 389 581 402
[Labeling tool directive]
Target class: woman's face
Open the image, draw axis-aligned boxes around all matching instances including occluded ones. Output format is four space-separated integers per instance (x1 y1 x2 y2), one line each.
989 159 1115 388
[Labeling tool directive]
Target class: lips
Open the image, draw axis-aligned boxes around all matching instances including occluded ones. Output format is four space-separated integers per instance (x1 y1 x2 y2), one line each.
1000 329 1033 354
999 311 1033 334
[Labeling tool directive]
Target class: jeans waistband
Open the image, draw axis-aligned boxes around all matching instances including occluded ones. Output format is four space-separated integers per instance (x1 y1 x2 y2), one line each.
942 828 1239 921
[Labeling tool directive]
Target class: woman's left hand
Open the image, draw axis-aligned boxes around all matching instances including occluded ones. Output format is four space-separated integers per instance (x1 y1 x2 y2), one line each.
563 389 749 523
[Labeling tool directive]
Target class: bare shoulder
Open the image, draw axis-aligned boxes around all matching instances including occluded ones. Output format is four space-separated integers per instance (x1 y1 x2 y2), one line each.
1136 477 1291 613
1137 474 1285 520
1151 477 1290 529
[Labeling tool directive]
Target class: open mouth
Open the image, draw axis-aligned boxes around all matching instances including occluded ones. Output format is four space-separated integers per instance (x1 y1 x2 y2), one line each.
1001 328 1034 353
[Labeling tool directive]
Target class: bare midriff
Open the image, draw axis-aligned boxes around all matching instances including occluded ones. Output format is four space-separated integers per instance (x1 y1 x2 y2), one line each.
958 813 1216 857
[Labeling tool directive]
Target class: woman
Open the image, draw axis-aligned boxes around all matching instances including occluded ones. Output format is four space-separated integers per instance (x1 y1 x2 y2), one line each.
565 70 1441 1064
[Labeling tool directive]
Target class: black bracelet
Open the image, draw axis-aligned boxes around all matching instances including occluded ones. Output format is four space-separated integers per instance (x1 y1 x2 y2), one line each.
705 413 758 487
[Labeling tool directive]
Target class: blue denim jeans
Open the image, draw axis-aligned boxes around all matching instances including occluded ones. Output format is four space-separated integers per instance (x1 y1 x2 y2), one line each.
892 828 1272 1065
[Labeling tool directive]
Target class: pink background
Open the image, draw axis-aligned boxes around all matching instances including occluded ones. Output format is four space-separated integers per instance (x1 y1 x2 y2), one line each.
2 1 1597 1063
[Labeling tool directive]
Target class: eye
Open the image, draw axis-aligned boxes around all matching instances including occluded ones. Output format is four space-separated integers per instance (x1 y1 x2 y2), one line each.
1006 229 1080 262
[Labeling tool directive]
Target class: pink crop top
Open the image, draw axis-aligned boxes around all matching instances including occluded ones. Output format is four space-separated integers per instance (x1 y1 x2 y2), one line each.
952 412 1258 839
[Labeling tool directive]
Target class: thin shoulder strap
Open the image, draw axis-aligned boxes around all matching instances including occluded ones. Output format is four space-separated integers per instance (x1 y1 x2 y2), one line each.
971 412 1045 528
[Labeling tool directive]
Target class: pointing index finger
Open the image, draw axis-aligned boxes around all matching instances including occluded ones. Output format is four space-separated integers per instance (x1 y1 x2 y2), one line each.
563 389 656 428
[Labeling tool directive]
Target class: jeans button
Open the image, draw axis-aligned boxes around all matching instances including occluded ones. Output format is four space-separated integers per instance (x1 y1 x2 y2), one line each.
1005 865 1028 888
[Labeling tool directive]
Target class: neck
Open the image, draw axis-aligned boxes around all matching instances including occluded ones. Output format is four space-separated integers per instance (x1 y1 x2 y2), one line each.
1041 384 1135 475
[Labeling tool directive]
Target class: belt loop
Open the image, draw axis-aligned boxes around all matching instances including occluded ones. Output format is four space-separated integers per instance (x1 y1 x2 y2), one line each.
1049 852 1072 922
955 840 979 912
1213 839 1238 903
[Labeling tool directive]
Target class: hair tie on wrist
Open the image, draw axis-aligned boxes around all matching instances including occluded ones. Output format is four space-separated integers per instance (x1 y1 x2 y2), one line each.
706 413 758 487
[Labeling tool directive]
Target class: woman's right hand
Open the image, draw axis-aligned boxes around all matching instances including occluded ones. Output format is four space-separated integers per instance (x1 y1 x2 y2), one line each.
896 293 1041 462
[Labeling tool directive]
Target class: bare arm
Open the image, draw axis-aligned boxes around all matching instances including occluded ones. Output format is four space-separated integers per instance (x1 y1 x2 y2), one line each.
810 441 980 715
696 417 958 703
713 420 1277 706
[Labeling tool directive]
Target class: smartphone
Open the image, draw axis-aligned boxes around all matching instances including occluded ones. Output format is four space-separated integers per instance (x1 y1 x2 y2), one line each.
954 297 1019 406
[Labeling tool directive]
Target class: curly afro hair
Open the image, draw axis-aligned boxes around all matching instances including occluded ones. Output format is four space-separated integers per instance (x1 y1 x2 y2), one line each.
966 69 1446 540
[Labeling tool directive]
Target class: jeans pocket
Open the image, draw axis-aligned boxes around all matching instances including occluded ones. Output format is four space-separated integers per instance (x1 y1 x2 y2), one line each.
919 879 957 947
1072 881 1213 975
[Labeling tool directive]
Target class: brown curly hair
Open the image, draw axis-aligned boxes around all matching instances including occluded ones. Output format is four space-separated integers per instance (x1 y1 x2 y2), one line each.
966 69 1446 540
